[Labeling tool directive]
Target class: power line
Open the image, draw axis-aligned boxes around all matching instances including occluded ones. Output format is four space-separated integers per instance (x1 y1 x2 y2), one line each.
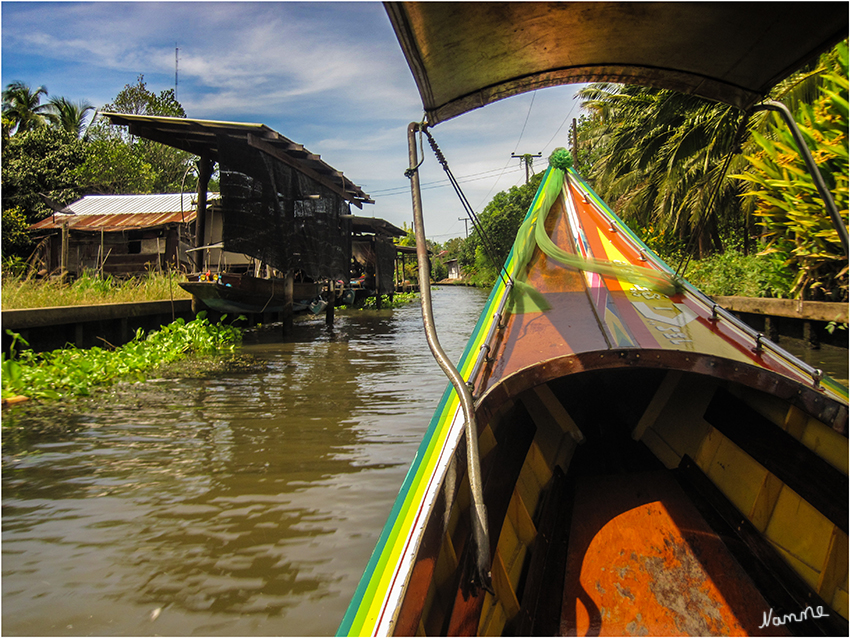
369 165 523 197
538 93 581 155
512 90 537 154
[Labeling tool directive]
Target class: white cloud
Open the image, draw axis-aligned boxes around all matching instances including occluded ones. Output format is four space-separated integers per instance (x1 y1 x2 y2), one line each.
2 2 587 239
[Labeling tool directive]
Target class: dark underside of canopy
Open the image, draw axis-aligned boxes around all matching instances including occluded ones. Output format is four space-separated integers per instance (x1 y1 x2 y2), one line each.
385 2 848 124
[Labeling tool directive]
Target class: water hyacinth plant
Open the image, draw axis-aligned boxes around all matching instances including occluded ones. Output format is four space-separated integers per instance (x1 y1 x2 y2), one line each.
1 312 243 403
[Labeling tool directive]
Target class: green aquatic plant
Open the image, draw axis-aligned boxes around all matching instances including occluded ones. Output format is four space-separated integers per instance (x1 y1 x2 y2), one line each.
341 291 419 310
1 312 243 404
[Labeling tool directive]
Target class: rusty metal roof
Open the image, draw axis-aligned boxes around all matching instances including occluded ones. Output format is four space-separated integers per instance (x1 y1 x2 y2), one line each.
346 215 407 238
30 193 219 232
99 113 374 208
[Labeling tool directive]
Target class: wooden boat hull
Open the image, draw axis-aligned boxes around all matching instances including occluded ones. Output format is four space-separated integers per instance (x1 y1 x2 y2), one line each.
179 274 320 314
339 168 848 636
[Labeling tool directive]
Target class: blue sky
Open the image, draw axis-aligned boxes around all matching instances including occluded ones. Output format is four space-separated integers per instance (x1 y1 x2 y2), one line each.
2 1 584 240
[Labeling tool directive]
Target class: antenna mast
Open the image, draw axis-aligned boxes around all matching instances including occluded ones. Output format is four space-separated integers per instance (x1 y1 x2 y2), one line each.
175 45 179 100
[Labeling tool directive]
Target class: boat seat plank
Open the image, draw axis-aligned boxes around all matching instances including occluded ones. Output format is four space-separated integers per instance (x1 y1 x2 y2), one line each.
444 404 537 636
676 455 847 636
515 465 571 636
704 388 848 533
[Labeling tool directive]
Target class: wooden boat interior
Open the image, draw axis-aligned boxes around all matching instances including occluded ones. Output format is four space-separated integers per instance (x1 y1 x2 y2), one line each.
394 367 848 636
386 177 848 637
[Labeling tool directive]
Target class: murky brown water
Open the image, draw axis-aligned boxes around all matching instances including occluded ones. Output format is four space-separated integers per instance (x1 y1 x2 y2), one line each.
2 286 490 637
2 286 847 637
779 336 849 388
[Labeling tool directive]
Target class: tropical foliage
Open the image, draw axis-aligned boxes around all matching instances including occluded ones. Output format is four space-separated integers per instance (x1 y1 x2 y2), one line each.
573 40 847 299
1 75 195 261
683 250 793 299
459 172 544 285
1 81 52 134
80 74 194 195
735 41 848 301
576 84 754 259
1 126 88 257
46 96 95 137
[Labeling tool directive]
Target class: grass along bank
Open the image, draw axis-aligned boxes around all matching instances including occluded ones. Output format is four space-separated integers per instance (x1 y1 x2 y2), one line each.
1 270 191 310
1 313 243 405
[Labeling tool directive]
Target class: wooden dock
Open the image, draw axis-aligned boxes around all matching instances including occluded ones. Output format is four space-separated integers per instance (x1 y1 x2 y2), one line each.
713 296 847 348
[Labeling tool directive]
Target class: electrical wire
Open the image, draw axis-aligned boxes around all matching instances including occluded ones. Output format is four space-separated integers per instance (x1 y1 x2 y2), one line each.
424 127 513 287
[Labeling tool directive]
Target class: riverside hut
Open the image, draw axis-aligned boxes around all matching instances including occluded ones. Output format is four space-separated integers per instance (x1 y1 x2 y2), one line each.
29 192 220 277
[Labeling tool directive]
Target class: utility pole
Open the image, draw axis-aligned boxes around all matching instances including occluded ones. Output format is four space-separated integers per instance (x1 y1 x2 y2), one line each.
511 152 542 184
571 118 578 167
458 217 469 238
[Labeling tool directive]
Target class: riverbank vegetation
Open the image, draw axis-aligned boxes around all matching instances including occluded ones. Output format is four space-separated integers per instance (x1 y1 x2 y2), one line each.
1 270 190 310
1 313 242 405
354 290 419 310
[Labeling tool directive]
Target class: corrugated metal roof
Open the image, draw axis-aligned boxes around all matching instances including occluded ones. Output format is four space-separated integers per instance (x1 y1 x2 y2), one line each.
30 193 219 232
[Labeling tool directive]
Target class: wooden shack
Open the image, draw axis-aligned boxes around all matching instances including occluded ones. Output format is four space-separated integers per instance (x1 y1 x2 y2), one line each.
29 193 219 277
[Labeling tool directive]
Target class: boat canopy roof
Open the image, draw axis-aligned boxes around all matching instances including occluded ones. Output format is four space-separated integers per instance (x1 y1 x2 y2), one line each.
385 2 848 124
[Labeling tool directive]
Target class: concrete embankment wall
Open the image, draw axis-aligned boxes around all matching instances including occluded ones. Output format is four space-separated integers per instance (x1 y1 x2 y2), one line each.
2 300 197 353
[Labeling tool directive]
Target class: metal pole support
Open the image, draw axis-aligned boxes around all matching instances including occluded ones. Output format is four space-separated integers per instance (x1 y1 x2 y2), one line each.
407 121 493 594
752 100 849 255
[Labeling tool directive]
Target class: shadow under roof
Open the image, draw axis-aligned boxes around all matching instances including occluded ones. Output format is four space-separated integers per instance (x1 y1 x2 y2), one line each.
385 2 848 125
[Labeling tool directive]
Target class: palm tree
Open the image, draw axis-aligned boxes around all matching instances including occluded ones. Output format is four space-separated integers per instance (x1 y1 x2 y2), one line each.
577 84 746 258
2 81 51 134
576 60 831 260
46 96 95 138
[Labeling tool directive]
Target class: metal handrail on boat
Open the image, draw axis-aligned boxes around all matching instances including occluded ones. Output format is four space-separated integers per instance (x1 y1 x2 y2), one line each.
692 286 826 388
407 122 493 594
467 280 514 395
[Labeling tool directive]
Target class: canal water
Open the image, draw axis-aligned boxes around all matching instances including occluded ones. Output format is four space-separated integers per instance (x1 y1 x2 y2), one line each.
2 286 491 637
2 286 847 637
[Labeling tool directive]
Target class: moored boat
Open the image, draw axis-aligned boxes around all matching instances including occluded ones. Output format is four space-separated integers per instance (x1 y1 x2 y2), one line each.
179 272 318 315
339 3 848 636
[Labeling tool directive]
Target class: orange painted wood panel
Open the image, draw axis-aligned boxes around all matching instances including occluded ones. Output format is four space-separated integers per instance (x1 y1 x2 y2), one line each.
561 471 787 636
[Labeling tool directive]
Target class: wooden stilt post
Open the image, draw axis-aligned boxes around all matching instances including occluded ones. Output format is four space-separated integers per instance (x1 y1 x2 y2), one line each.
60 221 70 282
192 154 211 315
326 279 336 326
374 237 382 309
99 229 105 278
764 316 779 343
282 270 294 336
803 320 820 350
